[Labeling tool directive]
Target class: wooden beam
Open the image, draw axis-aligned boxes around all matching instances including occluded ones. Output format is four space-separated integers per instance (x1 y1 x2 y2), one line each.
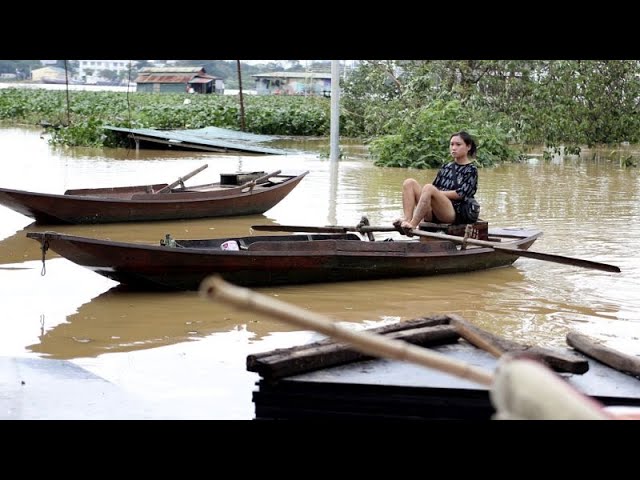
567 331 640 377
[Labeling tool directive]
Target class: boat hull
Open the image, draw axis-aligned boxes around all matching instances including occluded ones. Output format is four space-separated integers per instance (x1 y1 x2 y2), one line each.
26 228 541 290
0 172 307 224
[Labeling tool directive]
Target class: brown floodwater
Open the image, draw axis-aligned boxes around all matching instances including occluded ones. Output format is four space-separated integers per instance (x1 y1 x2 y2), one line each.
1 125 639 419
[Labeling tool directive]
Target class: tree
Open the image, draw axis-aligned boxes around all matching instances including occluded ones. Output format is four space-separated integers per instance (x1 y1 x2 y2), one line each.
0 60 40 78
53 60 78 76
342 60 640 148
99 69 119 82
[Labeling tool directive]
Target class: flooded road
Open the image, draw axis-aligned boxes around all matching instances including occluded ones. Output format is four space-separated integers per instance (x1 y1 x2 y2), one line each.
1 126 639 419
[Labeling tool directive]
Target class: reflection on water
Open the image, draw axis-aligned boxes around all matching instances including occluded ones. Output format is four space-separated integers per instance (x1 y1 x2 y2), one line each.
29 286 306 359
31 268 535 359
2 126 640 418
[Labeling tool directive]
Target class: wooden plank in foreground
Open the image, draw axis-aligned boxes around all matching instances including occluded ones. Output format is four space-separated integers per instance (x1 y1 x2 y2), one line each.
567 331 640 378
249 315 452 362
248 314 591 382
247 316 458 381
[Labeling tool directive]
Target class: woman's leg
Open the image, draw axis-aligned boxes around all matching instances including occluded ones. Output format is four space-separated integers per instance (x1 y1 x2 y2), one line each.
402 184 455 228
429 187 456 224
400 178 422 224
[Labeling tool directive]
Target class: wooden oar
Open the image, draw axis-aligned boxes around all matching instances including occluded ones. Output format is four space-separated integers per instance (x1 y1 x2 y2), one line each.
251 224 399 234
404 228 621 273
251 222 621 273
200 275 494 386
155 164 209 194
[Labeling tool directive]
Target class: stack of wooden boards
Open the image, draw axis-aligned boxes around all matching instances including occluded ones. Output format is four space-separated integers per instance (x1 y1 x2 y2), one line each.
247 316 640 420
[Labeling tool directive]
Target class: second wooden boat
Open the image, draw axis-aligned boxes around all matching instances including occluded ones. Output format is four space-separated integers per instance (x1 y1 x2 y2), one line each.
26 225 542 291
0 166 307 224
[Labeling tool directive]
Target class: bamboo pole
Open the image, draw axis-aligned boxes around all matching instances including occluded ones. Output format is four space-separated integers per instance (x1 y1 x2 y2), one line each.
199 275 494 386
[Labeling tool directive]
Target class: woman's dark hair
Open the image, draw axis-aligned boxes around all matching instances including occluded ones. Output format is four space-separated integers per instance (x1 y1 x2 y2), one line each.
450 131 477 158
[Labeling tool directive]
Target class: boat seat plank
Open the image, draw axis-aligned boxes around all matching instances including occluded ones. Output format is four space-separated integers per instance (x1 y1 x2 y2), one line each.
419 220 489 241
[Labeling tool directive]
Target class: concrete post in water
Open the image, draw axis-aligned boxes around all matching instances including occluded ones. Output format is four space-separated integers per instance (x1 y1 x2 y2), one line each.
330 60 341 162
237 60 246 132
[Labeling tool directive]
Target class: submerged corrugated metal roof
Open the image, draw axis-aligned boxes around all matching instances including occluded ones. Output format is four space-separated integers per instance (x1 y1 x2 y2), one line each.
136 74 196 83
139 67 205 74
135 65 218 84
103 126 300 155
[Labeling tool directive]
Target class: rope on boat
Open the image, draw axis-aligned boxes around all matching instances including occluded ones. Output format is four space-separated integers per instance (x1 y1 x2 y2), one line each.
39 237 49 276
356 215 375 241
160 234 177 247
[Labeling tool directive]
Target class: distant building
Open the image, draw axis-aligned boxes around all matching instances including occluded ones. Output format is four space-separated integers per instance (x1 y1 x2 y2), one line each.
31 66 67 83
252 71 331 96
135 66 223 94
78 60 132 84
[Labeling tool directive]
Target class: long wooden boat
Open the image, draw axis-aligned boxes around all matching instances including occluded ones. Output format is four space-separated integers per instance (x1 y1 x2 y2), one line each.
26 225 542 291
0 168 307 224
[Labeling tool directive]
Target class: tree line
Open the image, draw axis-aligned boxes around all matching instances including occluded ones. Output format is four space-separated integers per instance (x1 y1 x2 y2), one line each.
343 60 640 167
2 60 638 168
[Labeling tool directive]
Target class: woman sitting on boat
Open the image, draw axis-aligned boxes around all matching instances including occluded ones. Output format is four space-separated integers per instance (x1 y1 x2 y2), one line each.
397 131 480 229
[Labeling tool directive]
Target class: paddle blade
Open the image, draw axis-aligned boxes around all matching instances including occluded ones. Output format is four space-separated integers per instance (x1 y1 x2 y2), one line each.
406 228 621 273
497 247 621 273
